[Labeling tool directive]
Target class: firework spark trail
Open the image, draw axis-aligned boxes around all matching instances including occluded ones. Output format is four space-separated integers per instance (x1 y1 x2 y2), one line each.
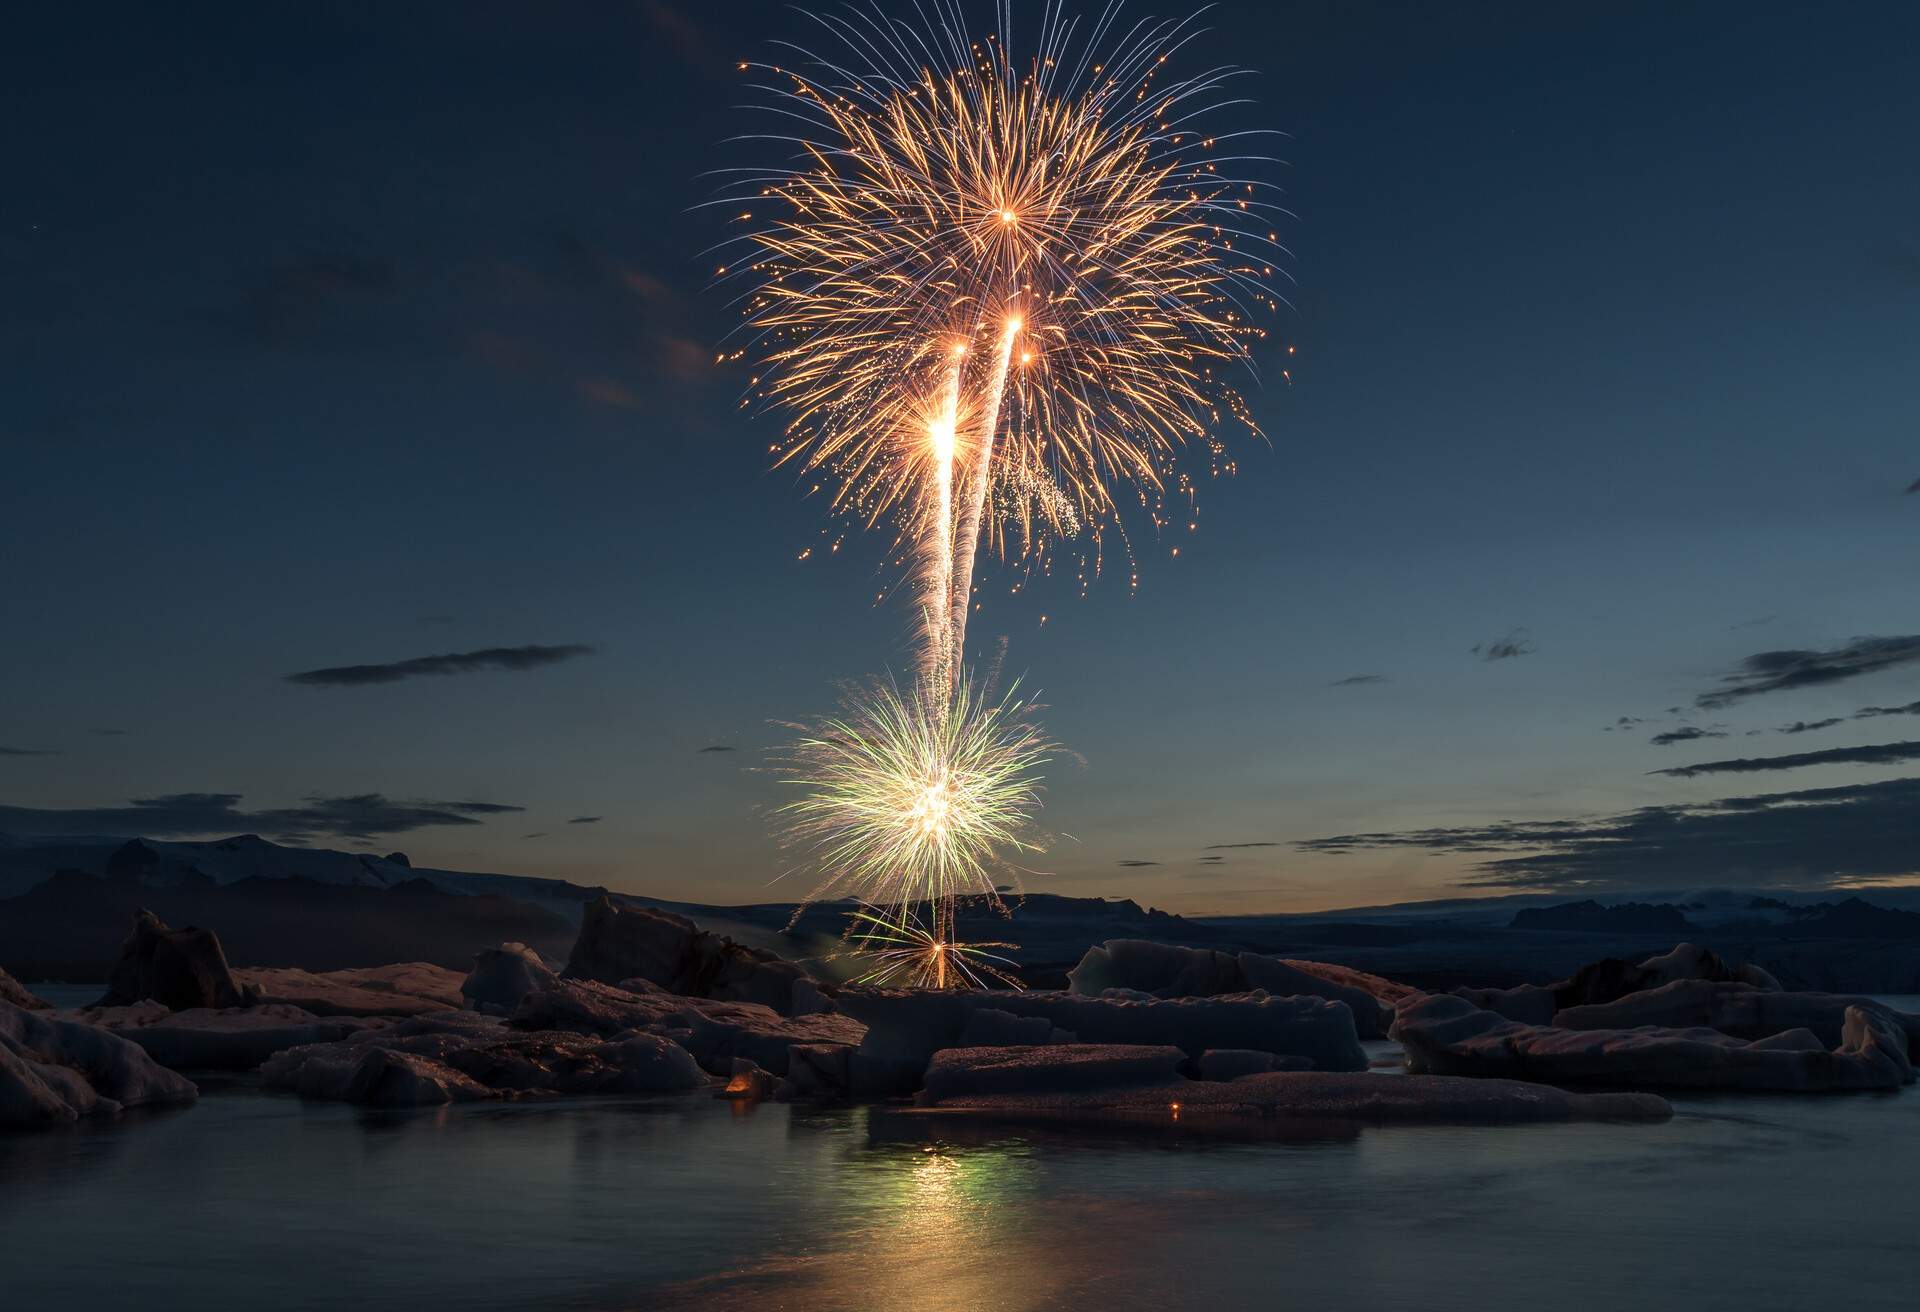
920 350 964 700
946 312 1021 684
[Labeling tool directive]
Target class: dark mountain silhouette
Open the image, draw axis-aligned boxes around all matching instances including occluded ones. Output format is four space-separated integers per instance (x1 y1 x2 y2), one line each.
1510 900 1697 933
0 869 577 981
1781 897 1920 939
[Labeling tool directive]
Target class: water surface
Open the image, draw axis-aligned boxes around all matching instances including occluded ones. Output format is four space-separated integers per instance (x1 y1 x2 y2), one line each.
5 998 1914 1310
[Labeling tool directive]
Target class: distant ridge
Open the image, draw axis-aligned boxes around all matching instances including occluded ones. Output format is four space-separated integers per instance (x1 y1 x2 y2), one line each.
1510 900 1698 934
0 832 605 919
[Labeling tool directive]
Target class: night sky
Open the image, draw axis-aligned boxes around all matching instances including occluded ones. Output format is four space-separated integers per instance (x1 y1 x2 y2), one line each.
5 1 1917 912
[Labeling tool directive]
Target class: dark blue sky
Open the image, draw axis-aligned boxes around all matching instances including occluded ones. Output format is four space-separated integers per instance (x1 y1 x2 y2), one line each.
4 1 1916 910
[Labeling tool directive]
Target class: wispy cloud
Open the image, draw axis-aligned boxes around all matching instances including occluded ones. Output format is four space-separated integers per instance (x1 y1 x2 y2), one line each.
697 744 738 753
568 815 602 824
1697 635 1920 708
0 792 523 841
1116 859 1159 867
1473 630 1534 661
1857 700 1920 719
235 251 399 348
1299 777 1920 891
1650 740 1920 779
1329 674 1386 687
1204 841 1279 849
1650 726 1725 747
287 643 595 687
1774 718 1845 735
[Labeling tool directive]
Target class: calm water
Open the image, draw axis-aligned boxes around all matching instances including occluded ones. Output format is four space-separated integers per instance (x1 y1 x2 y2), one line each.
5 999 1916 1311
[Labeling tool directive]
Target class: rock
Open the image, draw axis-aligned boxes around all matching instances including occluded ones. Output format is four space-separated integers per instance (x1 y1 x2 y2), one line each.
259 1012 706 1106
461 942 559 1015
717 1058 775 1100
775 1043 854 1101
1237 956 1394 1038
63 1002 378 1070
1555 980 1920 1058
1 1001 199 1127
347 1048 490 1107
920 1044 1187 1101
791 976 834 1016
956 1008 1058 1047
234 963 467 1017
1196 1048 1312 1080
563 896 818 1016
0 966 51 1011
1263 958 1421 1006
1451 984 1558 1025
1637 943 1781 991
916 1063 1671 1127
509 978 864 1076
839 986 1366 1096
97 909 244 1010
1551 942 1774 1010
1067 940 1246 997
1065 940 1407 1038
1392 992 1914 1092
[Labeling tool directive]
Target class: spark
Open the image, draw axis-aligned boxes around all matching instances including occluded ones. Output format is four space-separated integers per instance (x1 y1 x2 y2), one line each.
774 672 1055 920
842 905 1023 990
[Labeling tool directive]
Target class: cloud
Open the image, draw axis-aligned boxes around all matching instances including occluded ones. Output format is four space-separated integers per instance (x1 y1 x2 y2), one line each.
0 747 61 757
1204 842 1279 849
1329 674 1386 687
577 377 643 410
1649 726 1725 747
1116 859 1159 867
1856 700 1920 718
1775 718 1846 735
1907 477 1920 495
1298 777 1920 891
1696 635 1920 708
697 745 737 753
523 832 549 840
1195 855 1225 864
641 0 723 71
0 792 523 841
568 815 602 824
1472 630 1535 661
287 644 595 687
237 251 398 347
1650 740 1920 779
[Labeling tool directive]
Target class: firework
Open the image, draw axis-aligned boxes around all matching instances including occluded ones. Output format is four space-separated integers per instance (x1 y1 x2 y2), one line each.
725 3 1280 983
774 672 1055 918
718 0 1284 680
842 905 1023 990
